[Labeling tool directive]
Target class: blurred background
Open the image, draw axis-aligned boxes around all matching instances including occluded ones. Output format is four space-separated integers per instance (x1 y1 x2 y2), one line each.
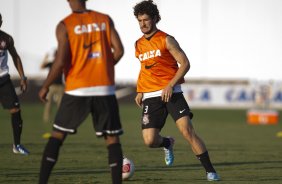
1 0 282 109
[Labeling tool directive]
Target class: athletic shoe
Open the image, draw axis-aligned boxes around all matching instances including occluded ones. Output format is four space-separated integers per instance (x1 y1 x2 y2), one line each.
207 172 220 181
13 144 30 155
163 137 175 166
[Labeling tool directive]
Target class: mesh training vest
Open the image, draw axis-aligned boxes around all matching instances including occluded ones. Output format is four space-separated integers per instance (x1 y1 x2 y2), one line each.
63 10 115 91
135 30 184 92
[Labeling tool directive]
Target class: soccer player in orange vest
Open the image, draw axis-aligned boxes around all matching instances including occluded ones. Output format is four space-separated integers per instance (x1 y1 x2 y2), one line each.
133 0 220 181
38 0 124 183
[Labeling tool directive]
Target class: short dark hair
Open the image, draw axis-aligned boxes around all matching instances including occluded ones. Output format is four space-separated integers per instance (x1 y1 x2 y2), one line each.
133 0 161 23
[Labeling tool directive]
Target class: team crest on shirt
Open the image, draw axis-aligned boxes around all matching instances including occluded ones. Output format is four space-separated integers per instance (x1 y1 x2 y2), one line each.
142 114 150 125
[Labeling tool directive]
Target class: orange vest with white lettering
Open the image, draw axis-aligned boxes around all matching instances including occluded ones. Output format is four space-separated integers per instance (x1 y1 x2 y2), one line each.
135 30 184 92
63 10 115 91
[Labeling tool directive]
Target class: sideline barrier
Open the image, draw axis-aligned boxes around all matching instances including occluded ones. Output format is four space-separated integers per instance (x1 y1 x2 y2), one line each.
247 109 279 125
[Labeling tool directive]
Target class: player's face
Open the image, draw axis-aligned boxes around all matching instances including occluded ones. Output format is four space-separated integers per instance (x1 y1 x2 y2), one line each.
137 14 156 35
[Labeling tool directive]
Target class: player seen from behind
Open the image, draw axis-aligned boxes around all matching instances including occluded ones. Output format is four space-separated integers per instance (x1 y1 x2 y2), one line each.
38 0 124 183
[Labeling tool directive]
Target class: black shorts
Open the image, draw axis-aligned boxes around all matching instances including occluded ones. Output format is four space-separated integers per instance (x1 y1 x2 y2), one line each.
0 75 20 109
141 93 193 130
53 93 123 137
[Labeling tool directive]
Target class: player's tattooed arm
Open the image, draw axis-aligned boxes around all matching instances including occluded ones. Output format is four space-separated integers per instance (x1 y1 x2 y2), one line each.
161 36 190 102
166 35 190 87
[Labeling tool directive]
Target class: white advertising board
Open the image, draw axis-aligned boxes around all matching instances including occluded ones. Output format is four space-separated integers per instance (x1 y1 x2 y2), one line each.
182 82 282 109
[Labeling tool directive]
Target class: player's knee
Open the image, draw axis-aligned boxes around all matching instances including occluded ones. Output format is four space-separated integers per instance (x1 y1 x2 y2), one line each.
9 108 20 114
105 135 120 145
51 131 66 141
143 137 156 148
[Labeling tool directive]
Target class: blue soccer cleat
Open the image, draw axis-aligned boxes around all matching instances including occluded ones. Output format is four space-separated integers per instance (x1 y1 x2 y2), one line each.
163 137 175 166
207 172 220 181
13 144 30 155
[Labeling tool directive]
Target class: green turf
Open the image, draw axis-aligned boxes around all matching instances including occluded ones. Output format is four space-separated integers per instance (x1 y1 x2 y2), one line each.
0 103 282 184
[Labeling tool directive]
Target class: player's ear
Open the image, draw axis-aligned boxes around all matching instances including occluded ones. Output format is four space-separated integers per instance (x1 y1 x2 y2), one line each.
153 15 157 23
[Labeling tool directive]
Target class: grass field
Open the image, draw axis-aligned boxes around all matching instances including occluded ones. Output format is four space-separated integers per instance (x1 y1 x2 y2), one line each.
0 103 282 184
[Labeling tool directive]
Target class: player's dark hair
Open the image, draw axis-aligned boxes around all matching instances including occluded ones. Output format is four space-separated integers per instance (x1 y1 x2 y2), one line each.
133 0 161 23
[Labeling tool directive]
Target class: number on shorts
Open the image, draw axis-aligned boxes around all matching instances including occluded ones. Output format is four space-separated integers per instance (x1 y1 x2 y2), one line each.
144 105 149 114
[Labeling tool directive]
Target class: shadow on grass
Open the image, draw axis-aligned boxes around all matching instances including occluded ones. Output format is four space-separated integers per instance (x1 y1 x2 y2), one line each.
3 160 282 177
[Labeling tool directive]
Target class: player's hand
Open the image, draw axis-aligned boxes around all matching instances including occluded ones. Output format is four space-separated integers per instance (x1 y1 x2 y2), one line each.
161 85 173 102
38 86 49 103
135 93 143 108
20 78 27 93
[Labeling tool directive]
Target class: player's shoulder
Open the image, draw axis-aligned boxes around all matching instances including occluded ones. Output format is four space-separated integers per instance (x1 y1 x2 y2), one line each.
89 10 110 19
158 30 176 44
0 30 14 47
136 35 143 42
135 35 145 48
156 30 174 39
0 30 12 40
